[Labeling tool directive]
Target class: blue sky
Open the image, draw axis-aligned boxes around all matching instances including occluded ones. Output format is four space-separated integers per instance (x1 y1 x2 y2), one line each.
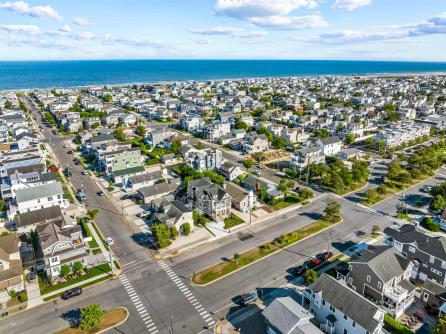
0 0 445 61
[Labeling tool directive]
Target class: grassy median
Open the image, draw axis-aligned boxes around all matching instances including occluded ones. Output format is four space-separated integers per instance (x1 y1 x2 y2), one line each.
192 218 341 285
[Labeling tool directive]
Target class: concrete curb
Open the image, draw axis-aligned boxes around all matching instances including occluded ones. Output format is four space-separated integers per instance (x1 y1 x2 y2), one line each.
191 219 343 287
96 306 129 334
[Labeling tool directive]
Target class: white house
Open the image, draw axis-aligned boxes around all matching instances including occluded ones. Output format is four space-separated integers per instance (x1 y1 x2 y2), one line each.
316 136 342 156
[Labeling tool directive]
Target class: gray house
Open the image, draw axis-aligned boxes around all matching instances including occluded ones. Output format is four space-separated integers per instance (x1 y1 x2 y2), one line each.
384 224 446 286
337 245 415 318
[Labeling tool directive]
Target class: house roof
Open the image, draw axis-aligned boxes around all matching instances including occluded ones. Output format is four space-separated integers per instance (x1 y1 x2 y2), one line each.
225 182 249 201
112 165 145 177
14 205 63 228
36 219 82 250
310 274 382 333
15 182 63 203
129 170 162 184
384 225 446 261
6 163 46 176
320 136 340 145
422 279 446 300
137 182 178 198
0 234 19 260
262 296 322 334
350 245 411 283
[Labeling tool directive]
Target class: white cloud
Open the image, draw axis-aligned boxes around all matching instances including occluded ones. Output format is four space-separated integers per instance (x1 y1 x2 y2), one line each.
193 37 214 45
214 0 326 30
0 1 62 20
59 25 72 34
189 26 267 38
332 0 372 11
73 17 90 26
249 14 327 29
0 24 40 35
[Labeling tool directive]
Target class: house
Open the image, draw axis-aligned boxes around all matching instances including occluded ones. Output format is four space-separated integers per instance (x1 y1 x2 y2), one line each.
242 132 269 154
0 234 24 297
384 224 446 286
218 162 244 181
316 136 342 156
35 218 88 279
338 245 415 318
187 178 232 221
290 146 325 171
15 132 39 150
122 170 163 192
337 148 363 161
9 182 68 219
202 121 231 142
262 296 323 334
13 205 63 233
144 129 175 147
160 153 176 164
1 166 53 200
154 199 193 233
419 279 446 310
185 148 225 172
303 274 386 334
137 182 179 204
225 182 255 213
180 114 204 133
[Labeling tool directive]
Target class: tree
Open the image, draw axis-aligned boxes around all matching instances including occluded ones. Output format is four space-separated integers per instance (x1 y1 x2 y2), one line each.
298 188 314 200
4 100 13 109
344 133 355 145
234 118 249 130
195 142 205 150
113 127 126 142
323 201 341 221
102 94 112 102
272 137 287 149
151 223 172 248
72 261 84 276
79 304 106 330
421 217 440 232
135 125 146 137
252 152 265 163
243 159 254 169
304 269 318 285
60 264 71 279
87 208 100 221
278 179 288 194
182 223 191 235
233 253 240 265
432 313 446 334
430 195 446 212
193 210 207 226
170 226 178 240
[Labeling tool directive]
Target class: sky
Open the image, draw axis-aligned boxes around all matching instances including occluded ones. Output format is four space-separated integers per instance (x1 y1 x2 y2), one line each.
0 0 445 61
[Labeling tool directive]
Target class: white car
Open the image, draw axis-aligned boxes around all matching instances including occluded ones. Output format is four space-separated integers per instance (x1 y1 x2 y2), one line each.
104 237 114 246
138 210 151 218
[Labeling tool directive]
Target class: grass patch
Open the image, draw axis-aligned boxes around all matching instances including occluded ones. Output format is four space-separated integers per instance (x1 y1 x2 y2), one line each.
271 194 302 211
90 222 108 250
91 248 102 255
63 185 74 203
223 214 245 229
88 239 99 249
192 218 340 285
39 263 111 295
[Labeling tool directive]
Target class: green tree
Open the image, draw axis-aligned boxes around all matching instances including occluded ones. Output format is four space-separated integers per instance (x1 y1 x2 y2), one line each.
87 208 100 221
323 201 341 221
152 223 172 248
252 152 265 163
233 253 240 265
195 142 205 150
79 304 106 330
113 127 126 142
243 159 254 169
193 210 207 226
135 125 146 137
170 226 178 240
102 94 112 102
344 133 355 145
432 313 446 334
430 195 446 211
278 179 288 194
4 100 13 109
298 188 314 200
304 269 318 285
182 222 191 235
60 264 71 279
72 261 84 276
234 118 249 130
421 216 440 232
272 137 287 149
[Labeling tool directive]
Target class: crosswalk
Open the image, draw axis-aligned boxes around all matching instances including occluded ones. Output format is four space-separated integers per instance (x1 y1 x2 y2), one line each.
119 274 159 334
158 260 215 328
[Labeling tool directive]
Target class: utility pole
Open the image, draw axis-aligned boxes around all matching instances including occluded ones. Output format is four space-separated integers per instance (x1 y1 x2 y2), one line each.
109 248 114 277
169 314 174 334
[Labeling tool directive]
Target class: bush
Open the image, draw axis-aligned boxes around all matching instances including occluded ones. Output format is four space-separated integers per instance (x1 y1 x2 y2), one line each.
182 223 191 236
79 304 106 330
304 269 318 285
170 226 178 240
384 314 414 334
421 217 440 232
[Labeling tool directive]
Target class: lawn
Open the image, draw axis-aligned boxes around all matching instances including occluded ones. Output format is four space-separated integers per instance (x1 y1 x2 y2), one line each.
192 218 341 285
54 307 128 334
63 185 74 203
223 214 245 229
38 263 111 295
90 222 108 250
270 195 302 211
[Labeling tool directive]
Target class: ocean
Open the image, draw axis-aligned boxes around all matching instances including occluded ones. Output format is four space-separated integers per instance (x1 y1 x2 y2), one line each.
1 59 446 90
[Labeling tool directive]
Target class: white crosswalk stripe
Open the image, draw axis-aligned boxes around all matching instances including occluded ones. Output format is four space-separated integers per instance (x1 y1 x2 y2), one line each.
119 274 159 333
158 261 215 329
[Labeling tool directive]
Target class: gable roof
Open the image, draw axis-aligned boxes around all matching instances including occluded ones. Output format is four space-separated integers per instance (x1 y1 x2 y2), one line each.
320 136 340 145
15 182 63 203
310 274 382 333
14 205 63 228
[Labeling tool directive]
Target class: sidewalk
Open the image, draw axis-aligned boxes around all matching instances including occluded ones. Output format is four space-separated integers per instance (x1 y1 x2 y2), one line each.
26 279 43 309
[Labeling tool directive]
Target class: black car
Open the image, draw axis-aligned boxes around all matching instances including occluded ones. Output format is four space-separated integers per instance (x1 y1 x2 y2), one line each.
292 264 307 276
316 251 333 262
61 288 82 300
239 292 258 306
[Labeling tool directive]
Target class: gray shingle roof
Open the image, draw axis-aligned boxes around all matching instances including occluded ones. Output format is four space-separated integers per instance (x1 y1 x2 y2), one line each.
310 274 382 333
15 182 63 203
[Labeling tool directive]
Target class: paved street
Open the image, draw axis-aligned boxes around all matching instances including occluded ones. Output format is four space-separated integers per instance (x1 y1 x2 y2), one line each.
1 98 441 334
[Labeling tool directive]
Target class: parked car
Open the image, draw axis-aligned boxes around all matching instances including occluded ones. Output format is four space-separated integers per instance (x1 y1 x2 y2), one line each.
292 264 307 276
306 257 322 268
138 210 151 218
316 251 333 262
61 288 82 300
104 237 114 246
240 291 258 306
97 190 104 196
28 271 36 281
253 169 261 176
422 185 432 193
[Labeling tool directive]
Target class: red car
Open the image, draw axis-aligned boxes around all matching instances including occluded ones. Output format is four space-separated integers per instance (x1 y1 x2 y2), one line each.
316 251 333 262
48 166 59 172
306 258 322 268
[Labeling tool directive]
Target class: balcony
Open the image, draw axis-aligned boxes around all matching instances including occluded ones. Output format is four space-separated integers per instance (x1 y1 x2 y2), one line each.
384 284 408 303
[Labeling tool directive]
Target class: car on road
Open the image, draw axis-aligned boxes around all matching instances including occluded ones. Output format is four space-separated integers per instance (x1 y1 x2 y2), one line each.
291 264 307 276
81 171 88 175
138 210 151 218
422 185 432 193
104 237 114 246
77 190 87 202
97 190 104 196
306 257 322 268
356 230 366 237
253 168 261 176
240 291 258 306
67 150 73 154
316 251 333 262
61 288 82 300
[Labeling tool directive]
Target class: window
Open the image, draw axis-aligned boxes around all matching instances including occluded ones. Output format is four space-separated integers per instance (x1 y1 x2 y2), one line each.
343 329 348 334
344 315 347 320
430 256 435 264
47 196 53 201
322 300 326 305
366 275 371 283
377 282 382 289
409 246 416 253
330 305 335 312
431 268 443 276
352 321 356 328
50 256 58 264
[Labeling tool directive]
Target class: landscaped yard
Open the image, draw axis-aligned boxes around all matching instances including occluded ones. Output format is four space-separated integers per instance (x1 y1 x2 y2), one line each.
192 218 341 285
54 307 128 334
38 263 111 295
224 214 245 229
270 194 302 211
